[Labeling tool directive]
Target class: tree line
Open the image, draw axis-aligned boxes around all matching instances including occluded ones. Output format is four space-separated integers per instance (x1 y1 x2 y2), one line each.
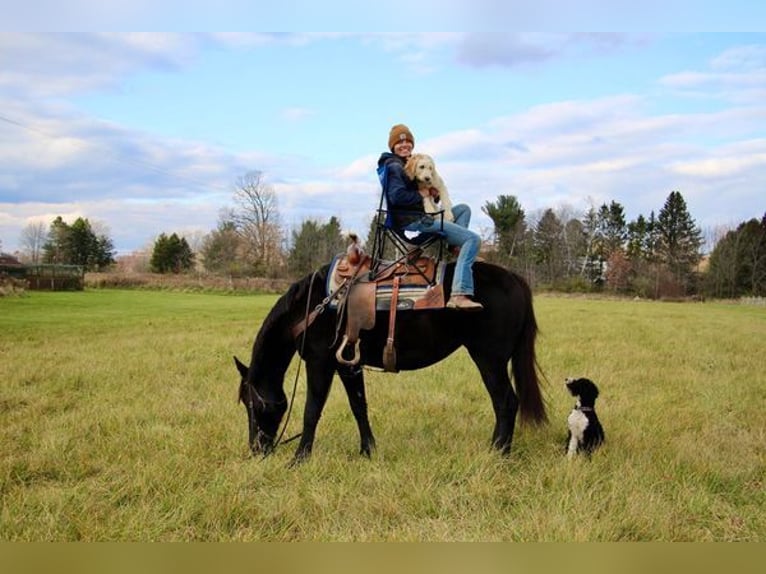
12 170 766 299
19 215 116 270
482 190 708 298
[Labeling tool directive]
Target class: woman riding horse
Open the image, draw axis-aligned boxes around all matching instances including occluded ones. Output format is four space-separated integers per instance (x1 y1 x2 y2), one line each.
235 260 547 463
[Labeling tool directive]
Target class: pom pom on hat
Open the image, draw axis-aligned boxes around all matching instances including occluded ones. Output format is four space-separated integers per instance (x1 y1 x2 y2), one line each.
388 124 414 150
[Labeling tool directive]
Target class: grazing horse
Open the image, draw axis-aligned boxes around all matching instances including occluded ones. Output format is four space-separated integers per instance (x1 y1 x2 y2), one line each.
234 261 547 462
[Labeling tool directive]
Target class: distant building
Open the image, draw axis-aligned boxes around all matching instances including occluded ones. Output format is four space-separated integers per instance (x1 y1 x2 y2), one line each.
0 254 84 291
0 252 23 267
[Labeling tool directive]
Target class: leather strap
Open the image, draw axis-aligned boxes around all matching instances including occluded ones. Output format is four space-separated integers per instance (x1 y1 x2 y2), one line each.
291 308 322 339
383 276 400 372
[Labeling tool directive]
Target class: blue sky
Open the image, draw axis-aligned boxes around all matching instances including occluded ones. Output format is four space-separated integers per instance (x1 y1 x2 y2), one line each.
1 30 765 255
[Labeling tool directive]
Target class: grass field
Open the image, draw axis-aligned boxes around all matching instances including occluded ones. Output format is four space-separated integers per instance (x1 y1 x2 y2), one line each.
1 289 764 541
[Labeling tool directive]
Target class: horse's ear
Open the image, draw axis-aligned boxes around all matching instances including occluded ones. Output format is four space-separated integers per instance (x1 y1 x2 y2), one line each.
233 356 249 378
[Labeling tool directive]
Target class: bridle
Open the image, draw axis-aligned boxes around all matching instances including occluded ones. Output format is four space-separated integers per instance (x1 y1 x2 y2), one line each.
243 269 331 457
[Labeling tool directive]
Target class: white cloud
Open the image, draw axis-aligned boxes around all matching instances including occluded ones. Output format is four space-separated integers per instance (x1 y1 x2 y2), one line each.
670 141 766 178
1 33 765 255
711 45 766 72
0 33 206 102
660 43 766 104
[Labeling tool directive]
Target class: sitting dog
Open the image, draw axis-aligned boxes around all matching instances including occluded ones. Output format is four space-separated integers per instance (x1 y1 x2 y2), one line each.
565 377 604 458
404 153 454 222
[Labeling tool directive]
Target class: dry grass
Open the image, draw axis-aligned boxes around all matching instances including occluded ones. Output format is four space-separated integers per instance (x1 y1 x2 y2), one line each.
84 271 291 293
1 290 764 540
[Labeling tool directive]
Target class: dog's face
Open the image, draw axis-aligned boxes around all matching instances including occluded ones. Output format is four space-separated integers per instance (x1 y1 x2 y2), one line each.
565 377 600 405
404 153 436 186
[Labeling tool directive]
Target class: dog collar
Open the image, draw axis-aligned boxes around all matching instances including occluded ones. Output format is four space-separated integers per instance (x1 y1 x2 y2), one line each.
577 406 594 412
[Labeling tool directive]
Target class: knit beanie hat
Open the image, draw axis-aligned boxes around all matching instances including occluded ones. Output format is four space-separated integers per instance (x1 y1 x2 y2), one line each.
388 124 414 150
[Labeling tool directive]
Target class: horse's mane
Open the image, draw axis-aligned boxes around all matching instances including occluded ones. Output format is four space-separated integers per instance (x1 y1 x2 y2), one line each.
251 264 331 358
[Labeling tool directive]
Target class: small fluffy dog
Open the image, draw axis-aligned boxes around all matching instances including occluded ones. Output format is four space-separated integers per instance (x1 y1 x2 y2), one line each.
404 153 454 222
565 377 604 458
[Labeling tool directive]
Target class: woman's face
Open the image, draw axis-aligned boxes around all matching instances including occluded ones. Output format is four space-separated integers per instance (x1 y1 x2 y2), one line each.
393 139 413 158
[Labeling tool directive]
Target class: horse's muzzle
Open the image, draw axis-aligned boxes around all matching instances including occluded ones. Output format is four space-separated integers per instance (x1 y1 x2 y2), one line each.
250 430 275 457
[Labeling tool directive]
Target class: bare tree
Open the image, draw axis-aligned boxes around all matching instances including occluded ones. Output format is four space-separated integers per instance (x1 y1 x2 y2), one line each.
19 221 47 263
229 170 284 275
555 203 585 277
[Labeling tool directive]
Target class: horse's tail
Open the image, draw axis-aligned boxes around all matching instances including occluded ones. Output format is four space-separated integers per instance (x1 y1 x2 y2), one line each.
511 280 548 425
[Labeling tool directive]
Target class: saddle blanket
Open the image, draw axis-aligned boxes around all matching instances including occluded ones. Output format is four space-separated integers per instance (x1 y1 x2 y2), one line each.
326 253 446 311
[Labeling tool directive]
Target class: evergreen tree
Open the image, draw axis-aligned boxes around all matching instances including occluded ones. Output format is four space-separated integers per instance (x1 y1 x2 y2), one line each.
737 213 766 296
288 218 345 276
482 195 526 266
365 214 388 260
533 209 565 285
176 236 195 272
595 201 627 259
151 233 195 274
201 221 245 276
581 201 627 285
657 191 703 292
94 234 116 270
705 225 741 298
42 216 71 264
627 214 650 261
705 213 766 298
40 216 114 270
322 216 346 258
68 218 99 268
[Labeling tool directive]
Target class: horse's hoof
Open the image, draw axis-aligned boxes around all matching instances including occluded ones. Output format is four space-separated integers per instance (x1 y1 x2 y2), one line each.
360 440 376 458
287 456 306 468
289 448 311 467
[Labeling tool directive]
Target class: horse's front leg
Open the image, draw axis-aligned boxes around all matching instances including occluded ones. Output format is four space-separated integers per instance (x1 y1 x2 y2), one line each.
338 367 376 457
292 360 335 463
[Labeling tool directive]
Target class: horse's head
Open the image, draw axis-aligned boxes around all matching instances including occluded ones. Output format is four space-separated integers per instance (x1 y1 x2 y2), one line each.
234 356 287 456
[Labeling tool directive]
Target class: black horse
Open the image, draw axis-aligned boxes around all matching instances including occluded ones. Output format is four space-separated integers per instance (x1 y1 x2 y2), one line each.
234 260 547 462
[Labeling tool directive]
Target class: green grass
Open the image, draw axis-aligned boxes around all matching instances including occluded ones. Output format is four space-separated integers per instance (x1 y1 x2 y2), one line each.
1 290 764 541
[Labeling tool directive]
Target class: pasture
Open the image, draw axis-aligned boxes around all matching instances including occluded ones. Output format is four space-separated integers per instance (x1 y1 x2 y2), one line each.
1 288 764 541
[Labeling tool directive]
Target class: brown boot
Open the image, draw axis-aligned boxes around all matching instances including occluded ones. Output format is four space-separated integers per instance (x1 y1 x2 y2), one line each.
446 295 483 310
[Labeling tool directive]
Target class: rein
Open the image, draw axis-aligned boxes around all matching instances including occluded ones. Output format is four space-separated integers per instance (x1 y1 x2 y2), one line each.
271 269 322 451
291 276 350 338
246 264 364 458
250 269 344 456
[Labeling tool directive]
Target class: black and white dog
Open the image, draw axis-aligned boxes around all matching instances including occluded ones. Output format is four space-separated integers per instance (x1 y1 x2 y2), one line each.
565 377 604 458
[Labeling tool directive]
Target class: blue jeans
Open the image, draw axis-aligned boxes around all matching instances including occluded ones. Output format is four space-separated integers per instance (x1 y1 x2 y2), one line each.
403 204 481 297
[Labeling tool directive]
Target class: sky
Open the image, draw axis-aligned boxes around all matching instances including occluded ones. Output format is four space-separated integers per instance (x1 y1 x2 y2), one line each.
1 27 765 255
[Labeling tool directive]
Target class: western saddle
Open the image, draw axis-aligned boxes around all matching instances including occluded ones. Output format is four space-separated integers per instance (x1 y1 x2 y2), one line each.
329 176 448 373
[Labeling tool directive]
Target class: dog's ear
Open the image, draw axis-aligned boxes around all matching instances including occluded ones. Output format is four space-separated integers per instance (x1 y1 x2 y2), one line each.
403 155 416 179
432 167 444 189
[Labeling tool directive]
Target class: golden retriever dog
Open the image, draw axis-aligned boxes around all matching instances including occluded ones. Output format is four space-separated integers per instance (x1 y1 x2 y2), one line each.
404 153 454 222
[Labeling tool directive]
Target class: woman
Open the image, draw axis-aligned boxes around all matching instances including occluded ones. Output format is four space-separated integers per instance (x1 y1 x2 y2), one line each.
377 123 483 310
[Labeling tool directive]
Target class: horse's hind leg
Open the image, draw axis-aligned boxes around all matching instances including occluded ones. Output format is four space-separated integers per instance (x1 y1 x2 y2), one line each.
469 351 519 455
339 369 376 457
